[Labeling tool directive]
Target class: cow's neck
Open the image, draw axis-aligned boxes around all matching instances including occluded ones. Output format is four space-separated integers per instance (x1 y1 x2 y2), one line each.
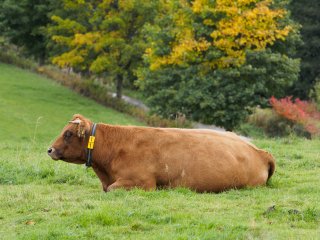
88 124 119 172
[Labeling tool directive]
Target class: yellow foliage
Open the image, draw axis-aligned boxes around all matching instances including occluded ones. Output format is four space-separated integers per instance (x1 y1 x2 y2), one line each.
149 0 292 70
208 0 291 67
119 0 134 10
149 37 210 71
63 0 87 10
192 0 208 13
52 36 72 45
72 32 101 47
147 2 211 70
52 49 87 68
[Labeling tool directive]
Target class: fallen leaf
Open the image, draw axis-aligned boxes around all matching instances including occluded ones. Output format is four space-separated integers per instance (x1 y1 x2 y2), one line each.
25 220 36 225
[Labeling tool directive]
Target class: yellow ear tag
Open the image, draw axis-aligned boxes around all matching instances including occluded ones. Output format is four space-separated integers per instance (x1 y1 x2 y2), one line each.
87 136 95 149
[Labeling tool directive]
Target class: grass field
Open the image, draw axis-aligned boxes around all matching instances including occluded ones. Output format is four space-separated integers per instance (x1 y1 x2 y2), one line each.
0 63 319 239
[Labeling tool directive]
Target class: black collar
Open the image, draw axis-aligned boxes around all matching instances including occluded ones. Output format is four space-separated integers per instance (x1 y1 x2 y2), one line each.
86 123 97 167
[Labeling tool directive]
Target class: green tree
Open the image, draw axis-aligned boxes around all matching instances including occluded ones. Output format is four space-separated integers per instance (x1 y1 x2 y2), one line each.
139 51 299 130
138 0 300 130
289 0 320 99
49 0 160 98
0 0 58 64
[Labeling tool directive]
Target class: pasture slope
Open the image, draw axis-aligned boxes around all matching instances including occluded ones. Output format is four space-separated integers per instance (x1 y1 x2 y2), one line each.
0 63 319 239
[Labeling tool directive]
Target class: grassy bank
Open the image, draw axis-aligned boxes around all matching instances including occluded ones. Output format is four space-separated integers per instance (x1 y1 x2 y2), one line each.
0 63 143 143
0 63 319 239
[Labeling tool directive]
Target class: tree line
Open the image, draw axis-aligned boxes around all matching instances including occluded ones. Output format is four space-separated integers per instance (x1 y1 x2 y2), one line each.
0 0 319 130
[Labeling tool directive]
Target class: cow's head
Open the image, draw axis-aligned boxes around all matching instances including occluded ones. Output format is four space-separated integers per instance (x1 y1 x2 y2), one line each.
47 114 92 164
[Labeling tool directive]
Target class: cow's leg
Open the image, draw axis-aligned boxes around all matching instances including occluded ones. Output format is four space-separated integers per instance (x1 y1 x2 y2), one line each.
107 178 156 191
92 167 110 192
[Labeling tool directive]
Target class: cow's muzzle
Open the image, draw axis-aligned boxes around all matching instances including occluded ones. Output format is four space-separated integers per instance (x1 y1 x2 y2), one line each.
47 147 60 160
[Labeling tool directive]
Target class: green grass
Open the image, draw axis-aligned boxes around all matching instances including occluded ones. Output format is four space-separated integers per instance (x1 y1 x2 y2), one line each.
0 63 320 239
0 64 142 143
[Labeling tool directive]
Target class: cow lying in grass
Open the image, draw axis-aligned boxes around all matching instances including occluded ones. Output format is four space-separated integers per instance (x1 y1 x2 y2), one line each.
48 114 275 192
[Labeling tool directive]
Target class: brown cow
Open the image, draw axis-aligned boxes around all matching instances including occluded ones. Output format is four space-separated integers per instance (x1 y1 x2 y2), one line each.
48 114 275 192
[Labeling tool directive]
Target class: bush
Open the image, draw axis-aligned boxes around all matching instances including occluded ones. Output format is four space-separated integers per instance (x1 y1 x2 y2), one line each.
243 97 320 138
0 42 37 70
270 96 320 137
247 108 295 137
245 107 315 138
235 123 265 138
311 79 320 109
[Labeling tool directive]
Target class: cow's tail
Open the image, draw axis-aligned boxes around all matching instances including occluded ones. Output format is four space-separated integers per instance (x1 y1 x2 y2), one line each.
268 157 275 180
257 149 276 181
243 140 276 181
265 151 276 180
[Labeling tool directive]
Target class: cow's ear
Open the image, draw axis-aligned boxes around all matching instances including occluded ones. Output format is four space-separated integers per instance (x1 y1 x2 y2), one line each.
69 115 90 138
78 120 90 138
69 118 81 124
71 114 85 121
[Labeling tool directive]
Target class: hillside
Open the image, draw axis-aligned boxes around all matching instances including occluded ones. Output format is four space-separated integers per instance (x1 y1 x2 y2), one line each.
0 63 143 143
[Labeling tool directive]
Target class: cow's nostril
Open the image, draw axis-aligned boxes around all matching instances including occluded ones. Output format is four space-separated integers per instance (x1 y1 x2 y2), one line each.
47 148 53 154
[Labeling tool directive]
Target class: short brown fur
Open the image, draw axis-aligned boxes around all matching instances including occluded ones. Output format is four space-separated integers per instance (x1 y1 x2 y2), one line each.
48 114 276 192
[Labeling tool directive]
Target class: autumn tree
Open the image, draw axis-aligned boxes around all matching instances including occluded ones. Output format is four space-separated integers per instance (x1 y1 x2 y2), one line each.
137 0 299 129
144 0 292 70
49 0 160 98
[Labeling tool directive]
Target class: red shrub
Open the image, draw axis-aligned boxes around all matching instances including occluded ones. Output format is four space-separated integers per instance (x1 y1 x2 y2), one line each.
269 96 320 136
295 98 320 121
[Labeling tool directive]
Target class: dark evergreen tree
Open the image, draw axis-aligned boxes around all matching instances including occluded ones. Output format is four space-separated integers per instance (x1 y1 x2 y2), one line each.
0 0 58 64
290 0 320 98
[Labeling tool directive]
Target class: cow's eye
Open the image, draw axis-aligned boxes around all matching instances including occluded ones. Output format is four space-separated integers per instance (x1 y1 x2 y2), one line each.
63 130 73 140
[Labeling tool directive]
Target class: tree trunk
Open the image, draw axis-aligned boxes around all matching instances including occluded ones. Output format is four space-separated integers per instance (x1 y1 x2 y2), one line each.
38 51 46 66
116 74 123 99
81 69 90 77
